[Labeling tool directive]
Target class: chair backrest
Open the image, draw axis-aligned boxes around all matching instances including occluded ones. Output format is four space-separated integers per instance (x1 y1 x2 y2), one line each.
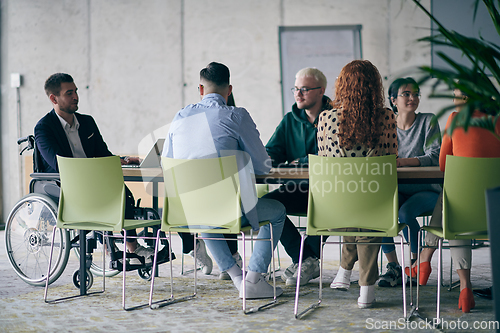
161 156 242 233
57 155 126 231
255 184 269 198
307 154 398 236
442 155 500 239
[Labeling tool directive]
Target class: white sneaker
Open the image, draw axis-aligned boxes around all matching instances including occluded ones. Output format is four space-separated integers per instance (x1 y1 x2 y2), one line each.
330 266 352 290
219 252 242 280
358 285 376 308
239 274 283 299
132 244 155 265
286 257 320 286
281 263 298 282
189 239 213 275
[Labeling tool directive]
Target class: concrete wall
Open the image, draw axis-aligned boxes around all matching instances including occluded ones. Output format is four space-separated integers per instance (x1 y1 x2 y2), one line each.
1 0 446 221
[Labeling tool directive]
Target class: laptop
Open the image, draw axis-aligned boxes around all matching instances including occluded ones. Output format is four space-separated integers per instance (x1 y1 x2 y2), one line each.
122 138 165 168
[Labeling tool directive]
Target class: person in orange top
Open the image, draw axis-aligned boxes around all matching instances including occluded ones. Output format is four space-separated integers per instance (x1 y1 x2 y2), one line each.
439 95 500 170
406 88 500 313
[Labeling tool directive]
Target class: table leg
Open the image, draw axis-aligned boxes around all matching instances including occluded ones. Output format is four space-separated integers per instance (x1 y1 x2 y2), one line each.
79 229 87 295
152 182 159 277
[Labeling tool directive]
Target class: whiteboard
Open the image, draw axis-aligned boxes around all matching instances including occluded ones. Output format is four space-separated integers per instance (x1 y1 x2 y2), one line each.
279 25 362 116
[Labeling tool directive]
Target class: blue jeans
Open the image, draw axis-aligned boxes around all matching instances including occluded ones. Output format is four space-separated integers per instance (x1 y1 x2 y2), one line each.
382 191 439 255
202 198 286 273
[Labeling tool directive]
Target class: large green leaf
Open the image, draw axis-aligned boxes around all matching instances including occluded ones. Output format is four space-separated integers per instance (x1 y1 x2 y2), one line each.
412 0 500 141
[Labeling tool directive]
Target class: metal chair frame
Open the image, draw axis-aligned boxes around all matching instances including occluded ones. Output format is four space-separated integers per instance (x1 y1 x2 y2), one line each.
149 156 279 314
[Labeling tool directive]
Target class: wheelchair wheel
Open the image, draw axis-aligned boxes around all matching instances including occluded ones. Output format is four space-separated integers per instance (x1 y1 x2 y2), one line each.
72 269 93 289
138 267 152 281
70 230 121 278
5 193 70 286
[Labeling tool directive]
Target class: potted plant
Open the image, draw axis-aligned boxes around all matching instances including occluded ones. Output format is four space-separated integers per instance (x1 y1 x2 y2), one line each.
413 0 500 139
413 0 500 322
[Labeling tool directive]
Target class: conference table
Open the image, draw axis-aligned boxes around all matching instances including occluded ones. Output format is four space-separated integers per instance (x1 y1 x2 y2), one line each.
253 166 444 185
122 166 444 209
122 165 444 185
34 165 445 186
32 165 441 296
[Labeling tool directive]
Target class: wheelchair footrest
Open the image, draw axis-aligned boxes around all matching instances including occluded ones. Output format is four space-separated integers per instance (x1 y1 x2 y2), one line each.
109 247 175 272
110 252 145 271
153 246 176 266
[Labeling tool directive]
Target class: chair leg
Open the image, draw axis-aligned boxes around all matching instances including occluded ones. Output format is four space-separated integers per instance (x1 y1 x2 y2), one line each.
243 225 278 314
122 230 155 311
44 228 105 303
380 248 384 275
318 235 324 304
436 238 443 323
267 245 281 276
180 234 202 275
338 236 342 263
294 234 321 319
276 245 281 272
399 234 407 319
150 231 195 309
442 255 460 291
414 230 423 316
181 252 185 275
241 231 247 312
405 231 413 307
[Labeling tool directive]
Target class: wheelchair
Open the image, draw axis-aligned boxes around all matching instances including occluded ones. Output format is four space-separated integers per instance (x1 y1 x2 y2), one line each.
4 135 172 289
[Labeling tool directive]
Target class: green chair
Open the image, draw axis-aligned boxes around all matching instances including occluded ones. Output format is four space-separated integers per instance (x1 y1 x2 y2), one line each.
44 156 161 310
179 183 275 275
415 156 500 321
294 154 411 319
255 183 269 199
149 156 278 313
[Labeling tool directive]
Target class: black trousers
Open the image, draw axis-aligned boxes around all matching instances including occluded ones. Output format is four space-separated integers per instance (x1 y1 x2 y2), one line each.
262 182 320 264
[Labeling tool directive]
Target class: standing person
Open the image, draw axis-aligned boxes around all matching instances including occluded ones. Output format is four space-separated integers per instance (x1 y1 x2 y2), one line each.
317 60 398 308
377 77 441 288
264 68 331 286
163 62 285 298
35 73 155 265
406 88 500 313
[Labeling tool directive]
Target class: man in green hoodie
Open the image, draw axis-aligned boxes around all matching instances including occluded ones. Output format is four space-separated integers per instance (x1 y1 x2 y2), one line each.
264 67 332 286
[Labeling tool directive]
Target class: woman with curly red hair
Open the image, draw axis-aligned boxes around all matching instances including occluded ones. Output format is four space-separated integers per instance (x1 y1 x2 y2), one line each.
317 60 397 308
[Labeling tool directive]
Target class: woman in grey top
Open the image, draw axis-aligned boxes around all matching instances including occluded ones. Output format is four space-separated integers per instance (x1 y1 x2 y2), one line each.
378 77 441 288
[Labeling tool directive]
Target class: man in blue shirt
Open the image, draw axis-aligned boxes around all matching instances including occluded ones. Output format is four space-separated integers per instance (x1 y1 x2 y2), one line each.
163 62 285 299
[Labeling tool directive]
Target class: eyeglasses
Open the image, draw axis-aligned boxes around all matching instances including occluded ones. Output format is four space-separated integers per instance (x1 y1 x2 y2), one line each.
398 92 421 99
291 87 321 94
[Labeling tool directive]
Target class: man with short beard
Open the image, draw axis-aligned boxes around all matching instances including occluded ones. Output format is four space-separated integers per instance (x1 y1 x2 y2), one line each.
34 72 156 264
264 67 332 287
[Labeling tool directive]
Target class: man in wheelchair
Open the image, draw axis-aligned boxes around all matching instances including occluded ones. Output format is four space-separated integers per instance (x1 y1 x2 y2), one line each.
34 72 161 269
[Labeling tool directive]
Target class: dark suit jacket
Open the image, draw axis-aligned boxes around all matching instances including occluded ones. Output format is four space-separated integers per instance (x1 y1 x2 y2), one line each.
34 109 113 173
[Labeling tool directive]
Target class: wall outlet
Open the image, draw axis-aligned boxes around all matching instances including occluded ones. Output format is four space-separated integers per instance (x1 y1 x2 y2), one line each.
11 73 21 88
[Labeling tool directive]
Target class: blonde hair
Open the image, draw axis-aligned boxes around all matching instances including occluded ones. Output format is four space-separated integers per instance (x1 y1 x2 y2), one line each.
295 68 327 89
